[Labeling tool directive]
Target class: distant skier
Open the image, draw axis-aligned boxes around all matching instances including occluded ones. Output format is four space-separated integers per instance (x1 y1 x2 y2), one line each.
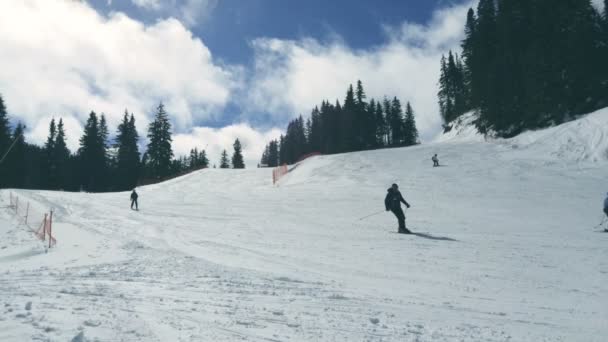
385 183 411 234
604 192 608 218
432 154 439 167
130 189 139 210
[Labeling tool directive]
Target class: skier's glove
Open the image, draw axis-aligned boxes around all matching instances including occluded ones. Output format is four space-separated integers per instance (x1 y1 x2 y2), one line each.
406 204 411 209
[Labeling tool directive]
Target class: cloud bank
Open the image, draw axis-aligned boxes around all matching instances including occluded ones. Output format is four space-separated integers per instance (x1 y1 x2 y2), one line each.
0 0 478 165
0 0 239 152
246 1 473 141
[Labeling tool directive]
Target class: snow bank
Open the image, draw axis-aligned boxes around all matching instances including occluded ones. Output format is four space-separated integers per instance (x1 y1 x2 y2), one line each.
1 108 608 341
505 107 608 162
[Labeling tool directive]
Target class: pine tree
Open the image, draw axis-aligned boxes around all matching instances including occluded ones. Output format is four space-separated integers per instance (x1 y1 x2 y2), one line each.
0 95 12 187
54 119 71 190
7 123 26 188
78 112 106 192
0 95 11 169
403 102 420 146
354 80 371 150
231 138 245 168
461 8 477 107
115 111 140 190
309 106 322 152
147 102 173 179
373 99 387 147
219 149 230 168
43 119 57 189
389 97 404 146
199 149 209 168
340 85 356 152
438 55 453 124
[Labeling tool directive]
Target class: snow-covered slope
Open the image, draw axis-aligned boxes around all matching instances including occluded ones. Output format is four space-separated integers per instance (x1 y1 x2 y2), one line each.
1 110 608 341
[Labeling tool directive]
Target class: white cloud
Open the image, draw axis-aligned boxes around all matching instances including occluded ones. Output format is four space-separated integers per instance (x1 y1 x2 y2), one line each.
130 0 218 27
173 124 282 168
131 0 162 11
246 2 473 141
0 0 240 150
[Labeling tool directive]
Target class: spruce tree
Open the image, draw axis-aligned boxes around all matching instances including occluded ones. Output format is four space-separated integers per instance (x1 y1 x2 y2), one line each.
219 149 230 168
54 119 71 190
403 102 419 146
147 102 173 179
199 149 209 168
438 55 452 124
0 96 11 169
115 111 140 190
231 138 245 168
340 85 356 152
78 112 106 192
389 97 404 146
461 8 477 107
374 99 387 147
44 119 57 189
8 123 26 188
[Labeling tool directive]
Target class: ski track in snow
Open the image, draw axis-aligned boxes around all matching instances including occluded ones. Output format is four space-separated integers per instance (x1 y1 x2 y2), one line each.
2 109 608 341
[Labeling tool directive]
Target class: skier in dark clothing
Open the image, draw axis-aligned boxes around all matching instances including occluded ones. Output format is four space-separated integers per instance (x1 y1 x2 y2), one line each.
432 154 439 167
604 192 608 218
130 189 139 210
385 183 411 234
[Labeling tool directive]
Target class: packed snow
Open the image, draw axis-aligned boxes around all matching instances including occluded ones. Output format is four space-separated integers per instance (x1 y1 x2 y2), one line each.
1 109 608 341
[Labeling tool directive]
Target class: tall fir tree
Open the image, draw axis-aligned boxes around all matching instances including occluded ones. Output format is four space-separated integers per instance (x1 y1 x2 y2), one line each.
8 123 27 188
340 85 356 152
115 111 140 190
461 8 477 108
389 97 404 146
219 149 230 168
146 102 173 179
231 138 245 169
54 119 72 190
0 95 11 177
44 119 57 189
78 112 106 192
403 102 420 146
373 99 387 147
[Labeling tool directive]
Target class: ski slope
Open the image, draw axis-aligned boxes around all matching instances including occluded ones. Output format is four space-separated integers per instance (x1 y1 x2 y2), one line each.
1 108 608 341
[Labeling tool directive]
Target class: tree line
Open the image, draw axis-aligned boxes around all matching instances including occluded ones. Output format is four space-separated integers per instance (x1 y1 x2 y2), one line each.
261 80 420 166
438 0 608 137
0 96 246 192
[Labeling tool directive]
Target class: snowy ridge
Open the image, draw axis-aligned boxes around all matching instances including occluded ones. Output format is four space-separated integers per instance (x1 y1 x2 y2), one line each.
505 107 608 162
1 109 608 341
434 111 485 143
437 107 608 163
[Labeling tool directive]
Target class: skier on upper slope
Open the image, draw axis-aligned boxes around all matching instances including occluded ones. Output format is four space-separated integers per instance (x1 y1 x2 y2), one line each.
131 189 139 210
385 183 411 234
432 154 439 167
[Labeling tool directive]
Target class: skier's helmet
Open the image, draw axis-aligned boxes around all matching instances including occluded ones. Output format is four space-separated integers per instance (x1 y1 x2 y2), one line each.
392 183 398 189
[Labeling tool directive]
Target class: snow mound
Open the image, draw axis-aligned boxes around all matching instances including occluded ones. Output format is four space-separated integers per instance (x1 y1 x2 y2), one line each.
436 107 608 163
435 111 485 143
504 107 608 162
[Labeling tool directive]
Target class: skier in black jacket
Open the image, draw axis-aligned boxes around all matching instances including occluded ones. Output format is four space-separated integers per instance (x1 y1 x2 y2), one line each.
130 189 139 210
385 183 411 234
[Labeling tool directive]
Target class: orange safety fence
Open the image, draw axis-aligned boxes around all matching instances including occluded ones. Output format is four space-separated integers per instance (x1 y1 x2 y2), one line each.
272 164 288 185
7 192 57 249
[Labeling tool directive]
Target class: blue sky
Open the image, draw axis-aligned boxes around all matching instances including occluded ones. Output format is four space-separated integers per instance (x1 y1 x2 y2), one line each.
92 0 459 66
0 0 477 165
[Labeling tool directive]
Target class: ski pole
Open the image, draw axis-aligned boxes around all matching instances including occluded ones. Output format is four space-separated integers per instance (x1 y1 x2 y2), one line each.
593 216 607 230
358 210 385 221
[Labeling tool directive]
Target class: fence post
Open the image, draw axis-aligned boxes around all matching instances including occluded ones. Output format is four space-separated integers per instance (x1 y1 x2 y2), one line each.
41 214 47 242
25 202 29 225
48 210 53 249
